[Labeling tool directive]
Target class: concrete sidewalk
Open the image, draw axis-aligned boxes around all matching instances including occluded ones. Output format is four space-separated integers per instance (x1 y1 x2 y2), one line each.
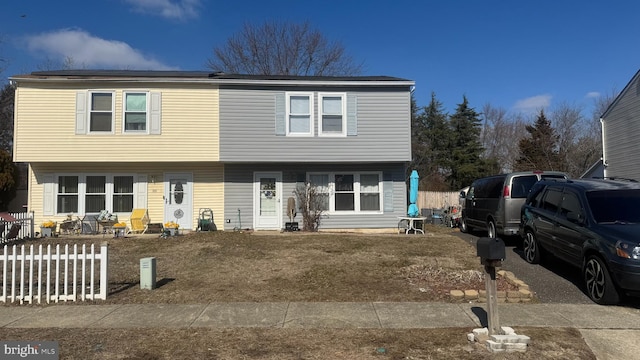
1 302 639 359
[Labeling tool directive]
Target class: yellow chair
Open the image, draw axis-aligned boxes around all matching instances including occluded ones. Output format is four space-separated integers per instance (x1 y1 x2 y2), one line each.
129 209 150 234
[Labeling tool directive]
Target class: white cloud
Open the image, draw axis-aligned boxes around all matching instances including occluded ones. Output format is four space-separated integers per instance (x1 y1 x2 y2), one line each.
25 29 176 70
123 0 201 21
512 94 552 113
585 91 600 99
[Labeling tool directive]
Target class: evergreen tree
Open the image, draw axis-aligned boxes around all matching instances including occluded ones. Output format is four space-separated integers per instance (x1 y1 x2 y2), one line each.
0 83 14 153
514 110 563 171
446 96 489 190
0 149 17 211
411 92 450 190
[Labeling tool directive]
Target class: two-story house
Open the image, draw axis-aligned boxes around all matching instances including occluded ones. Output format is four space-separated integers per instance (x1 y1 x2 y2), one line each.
11 70 414 232
600 68 640 181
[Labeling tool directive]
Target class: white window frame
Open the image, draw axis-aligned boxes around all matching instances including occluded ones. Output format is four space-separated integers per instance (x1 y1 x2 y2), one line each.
55 173 137 215
307 172 383 214
318 92 347 137
122 91 150 134
286 92 314 137
88 91 115 134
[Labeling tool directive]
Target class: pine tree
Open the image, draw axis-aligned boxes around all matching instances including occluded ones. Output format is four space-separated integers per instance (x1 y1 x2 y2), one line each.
514 110 563 171
411 92 450 190
0 149 17 211
447 96 489 189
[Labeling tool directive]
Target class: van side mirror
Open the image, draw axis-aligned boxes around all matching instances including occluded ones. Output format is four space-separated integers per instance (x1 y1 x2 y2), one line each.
459 191 466 198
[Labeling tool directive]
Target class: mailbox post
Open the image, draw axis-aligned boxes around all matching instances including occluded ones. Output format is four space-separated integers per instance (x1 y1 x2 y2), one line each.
476 237 506 336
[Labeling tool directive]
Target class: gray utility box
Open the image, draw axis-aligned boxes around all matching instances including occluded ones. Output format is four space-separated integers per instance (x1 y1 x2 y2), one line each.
140 257 157 290
476 237 505 261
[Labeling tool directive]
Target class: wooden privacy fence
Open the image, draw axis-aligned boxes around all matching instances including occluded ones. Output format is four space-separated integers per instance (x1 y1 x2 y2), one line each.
417 191 462 211
0 243 108 304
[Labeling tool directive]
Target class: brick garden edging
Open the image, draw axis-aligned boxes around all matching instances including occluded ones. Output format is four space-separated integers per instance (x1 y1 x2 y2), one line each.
449 269 533 303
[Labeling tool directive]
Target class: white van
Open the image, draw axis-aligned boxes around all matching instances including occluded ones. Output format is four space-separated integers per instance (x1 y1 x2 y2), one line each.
459 171 568 238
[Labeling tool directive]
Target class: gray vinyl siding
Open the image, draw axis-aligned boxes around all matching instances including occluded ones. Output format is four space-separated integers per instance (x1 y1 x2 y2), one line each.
602 74 640 181
219 86 411 162
223 163 407 231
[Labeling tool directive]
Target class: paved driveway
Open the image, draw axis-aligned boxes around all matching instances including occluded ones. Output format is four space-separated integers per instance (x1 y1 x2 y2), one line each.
453 230 640 307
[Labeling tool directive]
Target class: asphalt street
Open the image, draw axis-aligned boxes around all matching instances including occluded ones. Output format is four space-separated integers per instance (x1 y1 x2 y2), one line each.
454 230 640 307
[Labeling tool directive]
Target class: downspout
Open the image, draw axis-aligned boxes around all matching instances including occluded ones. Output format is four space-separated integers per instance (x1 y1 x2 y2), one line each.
600 117 607 178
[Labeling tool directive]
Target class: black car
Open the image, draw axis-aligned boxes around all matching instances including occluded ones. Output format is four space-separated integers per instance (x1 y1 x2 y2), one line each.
519 178 640 305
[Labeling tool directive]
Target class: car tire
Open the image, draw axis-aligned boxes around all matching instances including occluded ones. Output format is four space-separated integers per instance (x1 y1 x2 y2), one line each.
487 220 496 239
460 217 468 233
584 255 620 305
523 230 541 264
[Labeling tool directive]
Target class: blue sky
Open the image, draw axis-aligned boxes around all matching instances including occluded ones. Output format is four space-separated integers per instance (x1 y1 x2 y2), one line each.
1 0 639 116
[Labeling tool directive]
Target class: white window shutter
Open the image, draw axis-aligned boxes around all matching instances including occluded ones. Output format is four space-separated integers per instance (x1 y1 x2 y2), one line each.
149 92 161 134
347 94 357 136
136 175 148 208
275 93 285 135
75 92 87 134
43 175 54 216
383 173 393 212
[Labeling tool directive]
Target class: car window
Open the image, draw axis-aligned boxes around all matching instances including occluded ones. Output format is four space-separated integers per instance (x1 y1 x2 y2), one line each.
587 190 640 223
541 187 563 213
559 191 583 220
511 175 538 198
527 183 546 207
541 174 566 180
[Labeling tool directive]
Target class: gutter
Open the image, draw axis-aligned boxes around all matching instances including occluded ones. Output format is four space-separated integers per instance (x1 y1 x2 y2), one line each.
9 76 415 88
600 117 607 178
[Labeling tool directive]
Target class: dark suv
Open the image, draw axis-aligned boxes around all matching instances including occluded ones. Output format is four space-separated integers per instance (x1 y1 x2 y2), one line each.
519 178 640 305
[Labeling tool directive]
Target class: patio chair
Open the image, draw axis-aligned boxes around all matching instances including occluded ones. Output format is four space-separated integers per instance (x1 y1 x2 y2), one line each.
129 208 150 234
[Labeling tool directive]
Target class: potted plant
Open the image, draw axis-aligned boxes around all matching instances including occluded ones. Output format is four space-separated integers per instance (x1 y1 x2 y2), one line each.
113 221 128 237
163 221 179 236
40 220 57 237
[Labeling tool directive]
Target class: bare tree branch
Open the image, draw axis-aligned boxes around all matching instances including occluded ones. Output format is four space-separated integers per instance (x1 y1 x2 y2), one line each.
208 21 363 76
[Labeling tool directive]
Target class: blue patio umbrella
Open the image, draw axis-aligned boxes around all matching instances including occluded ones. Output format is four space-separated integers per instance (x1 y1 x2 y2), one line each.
408 170 420 217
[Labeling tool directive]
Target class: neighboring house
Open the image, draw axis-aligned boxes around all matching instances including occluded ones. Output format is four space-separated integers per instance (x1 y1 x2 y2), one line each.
600 68 640 181
11 70 414 231
580 159 605 179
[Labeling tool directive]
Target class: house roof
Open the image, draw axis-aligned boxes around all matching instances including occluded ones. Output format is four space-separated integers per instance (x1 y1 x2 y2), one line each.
10 70 414 87
600 68 640 119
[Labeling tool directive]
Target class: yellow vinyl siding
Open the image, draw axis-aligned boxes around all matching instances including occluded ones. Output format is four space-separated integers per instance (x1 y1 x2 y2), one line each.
29 162 224 231
14 85 219 163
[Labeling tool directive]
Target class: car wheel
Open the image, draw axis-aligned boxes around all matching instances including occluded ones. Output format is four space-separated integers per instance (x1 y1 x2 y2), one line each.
460 217 468 233
487 221 496 238
584 255 620 305
523 230 541 264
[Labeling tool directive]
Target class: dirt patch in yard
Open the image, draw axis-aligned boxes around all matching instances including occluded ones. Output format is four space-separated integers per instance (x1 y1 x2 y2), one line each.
13 228 517 304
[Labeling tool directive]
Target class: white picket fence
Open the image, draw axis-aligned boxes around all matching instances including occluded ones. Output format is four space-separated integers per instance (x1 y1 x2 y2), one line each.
0 243 108 304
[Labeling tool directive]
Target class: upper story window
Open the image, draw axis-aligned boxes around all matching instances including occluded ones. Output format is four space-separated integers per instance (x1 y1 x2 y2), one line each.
124 92 148 132
76 91 161 135
286 92 313 136
319 93 346 136
89 92 114 133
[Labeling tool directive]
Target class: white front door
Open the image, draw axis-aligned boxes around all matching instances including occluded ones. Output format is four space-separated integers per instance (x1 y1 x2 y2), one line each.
254 172 282 230
164 173 193 230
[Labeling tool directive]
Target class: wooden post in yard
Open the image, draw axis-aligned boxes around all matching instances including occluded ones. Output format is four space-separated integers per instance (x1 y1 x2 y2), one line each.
484 259 504 336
